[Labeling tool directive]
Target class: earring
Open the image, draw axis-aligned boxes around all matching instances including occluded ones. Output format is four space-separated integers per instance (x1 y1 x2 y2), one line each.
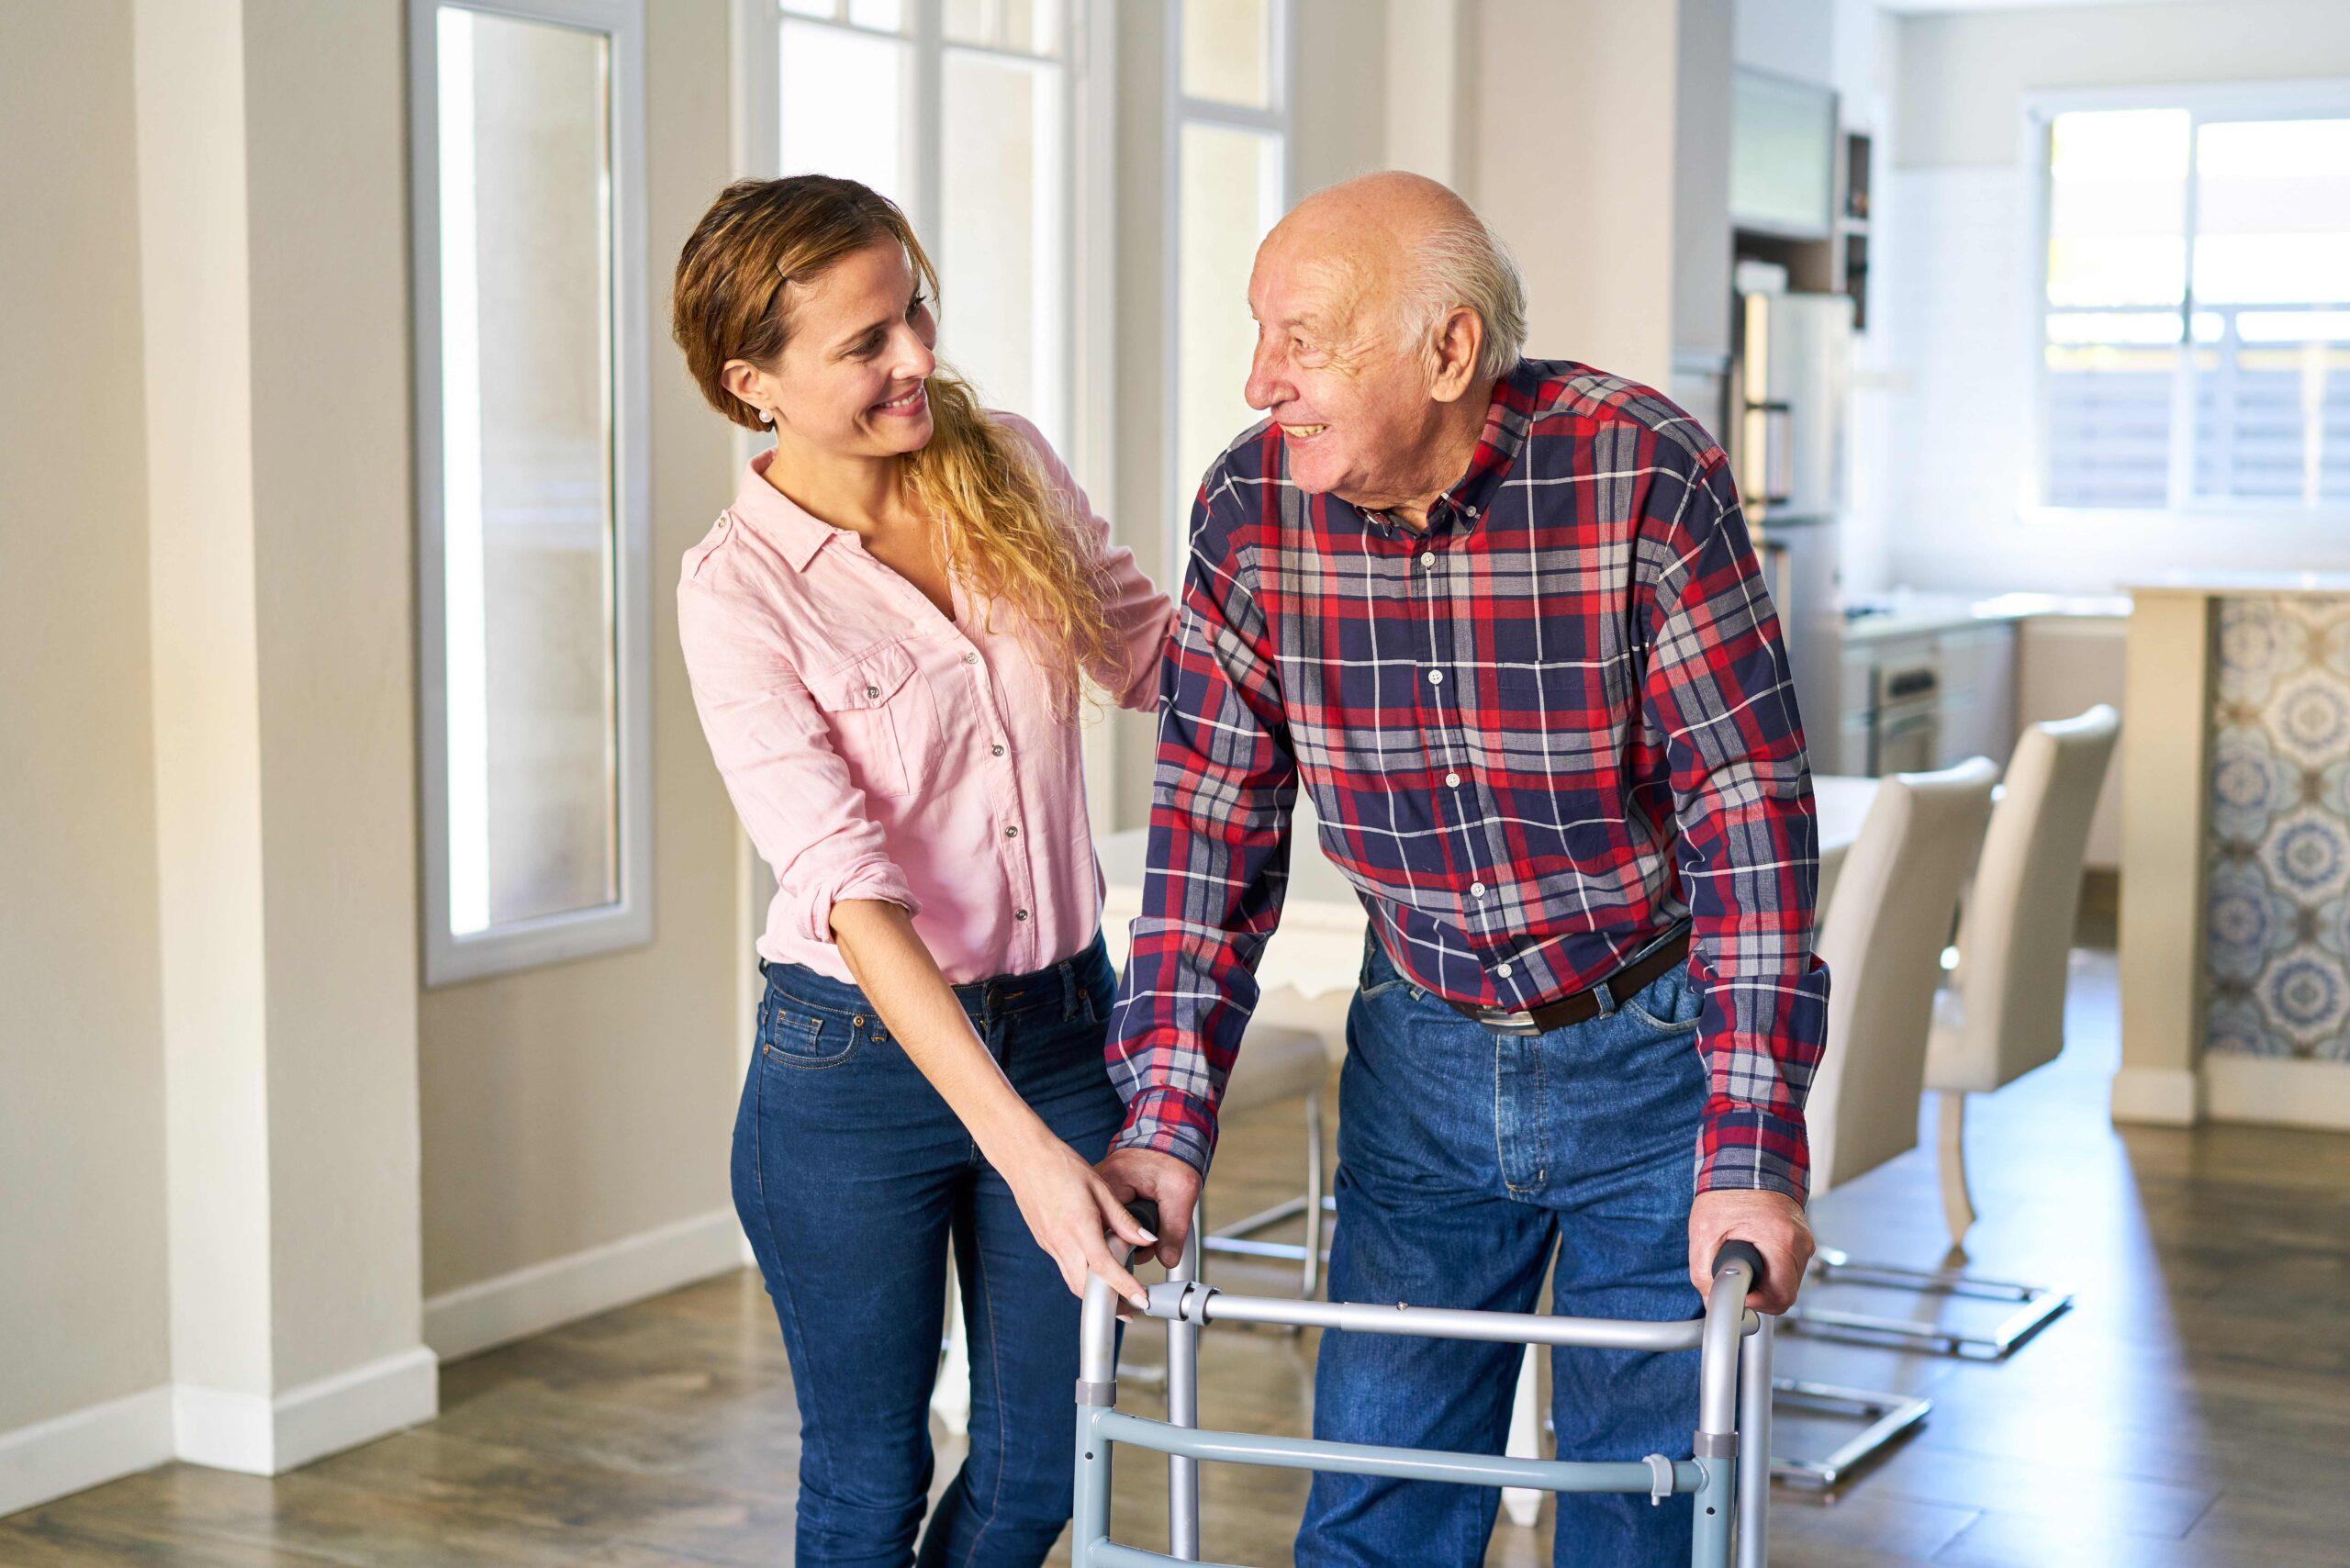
757 406 774 425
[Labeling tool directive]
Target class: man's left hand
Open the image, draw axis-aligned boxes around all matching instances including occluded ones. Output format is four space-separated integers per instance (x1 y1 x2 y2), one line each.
1686 1189 1812 1314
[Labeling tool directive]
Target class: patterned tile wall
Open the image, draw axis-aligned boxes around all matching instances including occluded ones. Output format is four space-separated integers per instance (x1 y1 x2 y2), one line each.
2207 595 2350 1062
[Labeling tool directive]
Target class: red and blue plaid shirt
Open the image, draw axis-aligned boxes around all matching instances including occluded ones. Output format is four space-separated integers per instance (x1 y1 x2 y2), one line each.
1106 359 1830 1201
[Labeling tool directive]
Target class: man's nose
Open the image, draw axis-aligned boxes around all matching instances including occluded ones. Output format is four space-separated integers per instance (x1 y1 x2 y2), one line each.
1244 342 1284 412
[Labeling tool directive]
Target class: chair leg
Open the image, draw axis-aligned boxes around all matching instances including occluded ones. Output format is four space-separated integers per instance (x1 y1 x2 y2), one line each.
1938 1091 1977 1246
1301 1085 1326 1300
1767 1378 1933 1489
1784 1246 2072 1361
1501 1344 1544 1526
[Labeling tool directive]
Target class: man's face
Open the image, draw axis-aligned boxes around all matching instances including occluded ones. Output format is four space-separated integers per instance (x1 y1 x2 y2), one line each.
1242 232 1439 507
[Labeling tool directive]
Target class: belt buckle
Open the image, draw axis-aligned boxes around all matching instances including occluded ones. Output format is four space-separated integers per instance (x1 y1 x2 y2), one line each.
1473 1005 1544 1037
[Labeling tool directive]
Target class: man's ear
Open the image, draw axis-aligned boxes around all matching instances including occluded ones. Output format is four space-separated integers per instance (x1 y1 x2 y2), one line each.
1429 307 1483 404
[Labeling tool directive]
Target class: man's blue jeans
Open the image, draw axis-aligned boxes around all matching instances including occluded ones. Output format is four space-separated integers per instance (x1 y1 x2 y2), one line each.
733 933 1125 1568
1295 934 1708 1568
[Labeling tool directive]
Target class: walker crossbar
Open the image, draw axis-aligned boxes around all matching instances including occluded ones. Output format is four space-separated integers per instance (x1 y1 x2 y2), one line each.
1091 1408 1709 1494
1072 1209 1774 1568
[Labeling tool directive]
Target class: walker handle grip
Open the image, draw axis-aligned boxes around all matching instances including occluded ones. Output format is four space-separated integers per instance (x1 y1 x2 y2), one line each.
1124 1198 1161 1238
1711 1238 1766 1286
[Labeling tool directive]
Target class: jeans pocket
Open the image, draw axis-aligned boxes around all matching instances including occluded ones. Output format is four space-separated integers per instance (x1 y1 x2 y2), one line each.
1620 969 1704 1035
759 991 863 1069
1356 935 1416 1000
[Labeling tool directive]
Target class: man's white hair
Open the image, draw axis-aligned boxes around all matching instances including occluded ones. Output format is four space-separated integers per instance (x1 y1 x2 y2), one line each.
1397 212 1528 386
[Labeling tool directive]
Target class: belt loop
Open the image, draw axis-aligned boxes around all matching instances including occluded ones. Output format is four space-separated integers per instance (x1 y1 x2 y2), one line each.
1058 957 1080 1022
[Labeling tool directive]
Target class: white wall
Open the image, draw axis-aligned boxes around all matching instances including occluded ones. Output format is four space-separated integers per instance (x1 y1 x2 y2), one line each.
418 0 754 1350
1877 0 2350 595
0 0 172 1453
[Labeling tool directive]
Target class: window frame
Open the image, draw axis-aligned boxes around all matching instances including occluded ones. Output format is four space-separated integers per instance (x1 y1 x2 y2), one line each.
408 0 656 987
1163 0 1298 571
2023 77 2350 525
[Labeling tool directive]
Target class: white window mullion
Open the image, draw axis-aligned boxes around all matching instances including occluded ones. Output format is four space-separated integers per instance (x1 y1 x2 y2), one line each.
2169 110 2206 510
911 0 944 244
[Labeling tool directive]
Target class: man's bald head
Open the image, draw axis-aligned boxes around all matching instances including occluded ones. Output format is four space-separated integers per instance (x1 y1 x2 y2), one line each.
1259 172 1527 386
1241 172 1527 517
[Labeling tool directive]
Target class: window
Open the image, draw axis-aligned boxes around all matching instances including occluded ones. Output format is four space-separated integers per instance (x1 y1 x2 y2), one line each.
2035 90 2350 511
409 0 655 984
748 0 1089 454
1168 0 1294 554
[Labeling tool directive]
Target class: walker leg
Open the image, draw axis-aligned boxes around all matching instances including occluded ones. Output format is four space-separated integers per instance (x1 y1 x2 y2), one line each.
1167 1204 1203 1561
1735 1316 1773 1568
1689 1454 1735 1567
1502 1345 1543 1526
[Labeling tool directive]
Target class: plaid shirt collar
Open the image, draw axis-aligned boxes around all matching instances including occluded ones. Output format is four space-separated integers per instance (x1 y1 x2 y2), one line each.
1345 360 1538 541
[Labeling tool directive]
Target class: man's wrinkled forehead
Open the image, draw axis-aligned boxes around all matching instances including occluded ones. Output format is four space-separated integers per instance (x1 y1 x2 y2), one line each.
1248 238 1386 337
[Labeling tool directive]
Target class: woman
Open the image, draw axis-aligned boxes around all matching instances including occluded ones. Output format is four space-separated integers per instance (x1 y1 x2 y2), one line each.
670 175 1173 1567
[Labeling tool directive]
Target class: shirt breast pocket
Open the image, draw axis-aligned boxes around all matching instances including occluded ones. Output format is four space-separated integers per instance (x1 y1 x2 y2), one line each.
808 641 930 800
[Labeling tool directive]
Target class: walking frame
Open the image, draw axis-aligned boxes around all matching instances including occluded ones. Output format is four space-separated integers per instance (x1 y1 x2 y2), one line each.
1071 1203 1776 1568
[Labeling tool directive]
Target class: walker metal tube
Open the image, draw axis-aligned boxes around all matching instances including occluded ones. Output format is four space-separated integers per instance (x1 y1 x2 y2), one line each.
1735 1313 1774 1568
1166 1215 1202 1562
1159 1288 1745 1352
1098 1410 1706 1495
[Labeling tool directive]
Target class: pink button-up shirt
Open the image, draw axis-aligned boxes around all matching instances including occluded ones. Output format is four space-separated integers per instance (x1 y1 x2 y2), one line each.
678 414 1175 985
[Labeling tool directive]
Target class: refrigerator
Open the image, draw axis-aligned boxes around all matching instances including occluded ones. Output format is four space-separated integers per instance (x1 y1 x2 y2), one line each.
1729 288 1855 774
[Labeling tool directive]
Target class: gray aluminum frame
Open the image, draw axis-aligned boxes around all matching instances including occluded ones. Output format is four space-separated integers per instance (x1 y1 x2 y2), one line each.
1072 1232 1774 1568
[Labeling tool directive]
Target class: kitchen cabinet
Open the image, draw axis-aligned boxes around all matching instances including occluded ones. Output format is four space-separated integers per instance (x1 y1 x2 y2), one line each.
1934 623 2019 770
1730 68 1838 239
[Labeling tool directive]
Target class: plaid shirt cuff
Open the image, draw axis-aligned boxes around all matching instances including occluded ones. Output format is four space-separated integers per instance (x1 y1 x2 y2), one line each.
1110 1085 1220 1175
1695 1103 1811 1204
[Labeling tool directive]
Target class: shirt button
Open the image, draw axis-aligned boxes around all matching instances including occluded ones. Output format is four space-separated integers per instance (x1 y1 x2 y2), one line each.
1004 825 1020 838
990 744 1006 756
1445 771 1461 788
963 652 979 665
865 685 880 699
1427 669 1444 685
1471 882 1486 897
1420 551 1435 567
1013 908 1030 921
1497 962 1515 978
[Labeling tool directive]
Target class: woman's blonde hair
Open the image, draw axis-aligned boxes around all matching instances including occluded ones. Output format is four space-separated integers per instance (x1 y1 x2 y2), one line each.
671 175 1118 715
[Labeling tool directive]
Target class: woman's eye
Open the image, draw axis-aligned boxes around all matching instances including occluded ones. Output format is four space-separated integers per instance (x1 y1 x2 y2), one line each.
907 294 928 320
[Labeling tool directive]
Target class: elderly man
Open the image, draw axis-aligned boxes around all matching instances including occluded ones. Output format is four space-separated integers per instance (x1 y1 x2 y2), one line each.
1098 171 1830 1567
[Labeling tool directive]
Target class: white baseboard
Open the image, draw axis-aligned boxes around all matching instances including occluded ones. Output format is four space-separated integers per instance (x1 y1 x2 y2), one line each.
2110 1065 2200 1126
173 1345 438 1476
0 1384 174 1518
2204 1054 2350 1131
423 1206 746 1363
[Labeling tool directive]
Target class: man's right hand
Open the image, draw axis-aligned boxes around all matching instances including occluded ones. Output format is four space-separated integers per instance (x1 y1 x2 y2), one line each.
1095 1147 1204 1270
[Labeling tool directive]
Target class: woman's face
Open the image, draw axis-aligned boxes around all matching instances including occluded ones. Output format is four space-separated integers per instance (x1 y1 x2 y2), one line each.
736 238 938 459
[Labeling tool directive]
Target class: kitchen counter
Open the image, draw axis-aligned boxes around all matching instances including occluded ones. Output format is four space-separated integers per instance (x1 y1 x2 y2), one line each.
1836 588 2132 645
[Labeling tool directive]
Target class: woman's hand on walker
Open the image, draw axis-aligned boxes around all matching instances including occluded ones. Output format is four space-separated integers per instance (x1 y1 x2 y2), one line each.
1002 1130 1158 1309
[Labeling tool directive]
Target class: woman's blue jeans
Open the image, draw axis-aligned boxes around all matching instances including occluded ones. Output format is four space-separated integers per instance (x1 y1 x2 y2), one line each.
1296 933 1710 1568
733 932 1124 1568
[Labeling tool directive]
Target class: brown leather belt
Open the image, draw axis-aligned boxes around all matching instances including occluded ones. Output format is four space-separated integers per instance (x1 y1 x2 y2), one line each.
1443 924 1693 1038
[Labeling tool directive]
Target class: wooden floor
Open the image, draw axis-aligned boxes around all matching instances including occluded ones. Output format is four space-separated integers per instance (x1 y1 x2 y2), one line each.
8 916 2350 1565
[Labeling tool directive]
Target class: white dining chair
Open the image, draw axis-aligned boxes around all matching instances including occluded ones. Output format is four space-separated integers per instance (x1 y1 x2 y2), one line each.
1771 756 1998 1486
1796 707 2119 1363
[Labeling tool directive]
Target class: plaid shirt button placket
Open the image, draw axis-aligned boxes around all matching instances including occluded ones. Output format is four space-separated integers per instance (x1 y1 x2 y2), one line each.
1108 359 1831 1203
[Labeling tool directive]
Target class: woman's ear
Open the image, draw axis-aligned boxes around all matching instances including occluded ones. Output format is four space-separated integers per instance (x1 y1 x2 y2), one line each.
721 358 767 411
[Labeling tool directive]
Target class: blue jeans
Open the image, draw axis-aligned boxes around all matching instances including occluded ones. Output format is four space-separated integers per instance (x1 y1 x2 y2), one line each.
733 933 1125 1568
1296 934 1708 1568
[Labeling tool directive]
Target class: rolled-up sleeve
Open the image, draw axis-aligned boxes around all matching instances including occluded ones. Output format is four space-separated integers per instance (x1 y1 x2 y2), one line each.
677 578 919 943
996 412 1176 711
